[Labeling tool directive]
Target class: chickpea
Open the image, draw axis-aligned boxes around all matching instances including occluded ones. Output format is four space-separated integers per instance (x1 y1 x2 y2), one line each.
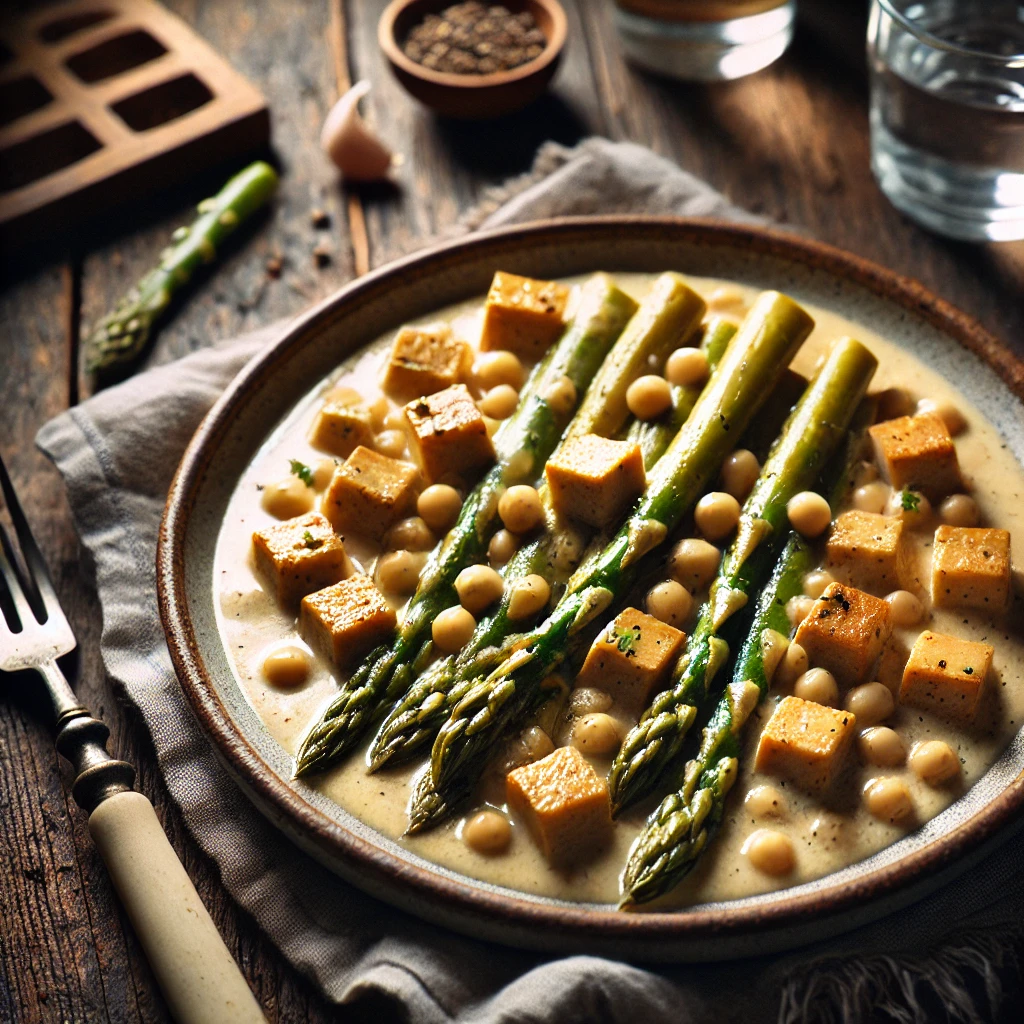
487 528 519 567
721 449 760 501
916 397 967 436
572 713 622 757
939 493 979 528
383 408 408 433
853 460 879 487
367 395 390 431
786 595 815 628
645 580 692 628
793 668 839 707
506 574 551 621
884 488 931 527
695 491 741 542
376 550 428 596
885 589 924 627
462 809 512 855
261 476 314 519
909 740 960 786
626 375 673 421
665 347 709 387
499 485 544 534
775 641 808 688
858 726 905 767
262 645 311 688
384 516 435 552
374 429 407 459
852 481 890 515
432 606 476 652
541 375 577 418
876 387 915 420
845 681 894 725
475 350 525 392
745 785 787 818
418 484 462 533
863 776 914 824
504 725 554 770
455 564 505 614
323 384 362 407
803 569 836 600
787 491 832 538
668 538 720 591
707 285 747 314
569 687 613 716
479 384 519 420
741 829 795 876
311 457 338 490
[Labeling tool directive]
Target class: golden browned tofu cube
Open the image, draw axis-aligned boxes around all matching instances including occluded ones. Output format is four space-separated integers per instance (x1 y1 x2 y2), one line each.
381 322 470 404
900 629 993 724
793 582 893 688
545 433 646 530
404 383 495 484
754 695 857 793
574 607 686 716
479 271 570 358
322 446 420 540
300 574 396 670
506 746 612 867
931 525 1011 612
868 413 962 500
252 511 347 607
826 510 910 592
308 400 374 459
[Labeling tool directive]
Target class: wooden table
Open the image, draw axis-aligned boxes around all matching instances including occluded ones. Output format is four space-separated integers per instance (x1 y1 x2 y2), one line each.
2 2 1021 1020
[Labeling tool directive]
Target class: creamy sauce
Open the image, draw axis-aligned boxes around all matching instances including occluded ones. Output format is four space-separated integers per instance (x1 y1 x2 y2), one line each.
213 274 1024 908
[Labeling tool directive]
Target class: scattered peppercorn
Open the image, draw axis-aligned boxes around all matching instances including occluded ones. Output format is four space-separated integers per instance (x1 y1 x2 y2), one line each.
402 2 546 75
310 208 330 228
312 241 332 267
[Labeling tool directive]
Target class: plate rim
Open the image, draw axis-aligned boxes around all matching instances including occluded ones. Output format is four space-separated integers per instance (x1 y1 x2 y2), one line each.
157 215 1024 954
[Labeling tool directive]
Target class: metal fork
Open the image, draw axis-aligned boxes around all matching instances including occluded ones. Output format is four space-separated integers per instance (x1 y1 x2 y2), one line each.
0 454 266 1024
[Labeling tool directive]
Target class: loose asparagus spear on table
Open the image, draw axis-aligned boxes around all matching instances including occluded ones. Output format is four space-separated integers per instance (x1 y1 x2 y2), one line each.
620 397 878 907
84 161 280 376
368 317 736 772
406 292 815 834
608 336 878 817
293 274 644 777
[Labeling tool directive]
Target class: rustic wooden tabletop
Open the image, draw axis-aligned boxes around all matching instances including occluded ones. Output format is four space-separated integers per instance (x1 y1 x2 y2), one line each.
1 1 1022 1021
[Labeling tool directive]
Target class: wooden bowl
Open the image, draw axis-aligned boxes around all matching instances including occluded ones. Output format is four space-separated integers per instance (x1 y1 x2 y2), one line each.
378 0 568 119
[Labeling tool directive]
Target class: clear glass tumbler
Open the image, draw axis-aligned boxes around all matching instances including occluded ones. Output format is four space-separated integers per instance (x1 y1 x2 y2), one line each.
614 1 796 82
868 0 1024 242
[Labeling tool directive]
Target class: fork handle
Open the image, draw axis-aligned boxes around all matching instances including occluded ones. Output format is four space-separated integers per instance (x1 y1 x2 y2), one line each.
89 791 267 1024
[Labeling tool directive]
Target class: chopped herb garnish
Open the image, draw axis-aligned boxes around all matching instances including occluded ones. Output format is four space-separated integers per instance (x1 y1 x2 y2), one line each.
302 530 323 549
900 489 921 512
615 625 641 656
290 459 315 487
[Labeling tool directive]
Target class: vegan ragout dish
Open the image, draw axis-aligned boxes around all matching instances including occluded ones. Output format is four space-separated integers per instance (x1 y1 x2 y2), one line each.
215 270 1023 909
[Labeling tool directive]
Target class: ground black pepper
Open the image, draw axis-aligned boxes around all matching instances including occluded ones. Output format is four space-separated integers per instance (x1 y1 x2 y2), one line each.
403 2 546 75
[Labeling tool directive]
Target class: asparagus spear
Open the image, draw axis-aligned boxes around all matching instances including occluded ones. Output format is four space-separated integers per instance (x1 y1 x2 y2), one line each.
84 161 279 376
293 275 643 777
608 337 877 816
369 317 735 771
621 398 878 906
407 292 815 833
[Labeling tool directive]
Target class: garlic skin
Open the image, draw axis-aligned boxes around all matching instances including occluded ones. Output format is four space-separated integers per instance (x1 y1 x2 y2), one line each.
320 80 393 181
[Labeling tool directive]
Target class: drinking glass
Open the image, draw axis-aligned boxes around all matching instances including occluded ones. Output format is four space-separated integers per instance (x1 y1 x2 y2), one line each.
868 0 1024 242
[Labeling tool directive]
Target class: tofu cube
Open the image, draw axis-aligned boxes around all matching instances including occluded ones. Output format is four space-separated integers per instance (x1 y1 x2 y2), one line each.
793 582 893 688
252 511 347 607
574 607 686 716
381 322 470 404
404 383 495 484
868 413 962 500
826 510 910 592
931 525 1012 612
322 445 420 540
900 629 993 724
479 271 570 358
308 400 374 459
506 746 612 867
754 695 857 793
300 574 396 670
545 433 646 530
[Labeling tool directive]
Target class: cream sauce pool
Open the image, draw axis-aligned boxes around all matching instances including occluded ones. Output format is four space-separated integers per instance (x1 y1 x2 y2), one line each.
213 273 1024 909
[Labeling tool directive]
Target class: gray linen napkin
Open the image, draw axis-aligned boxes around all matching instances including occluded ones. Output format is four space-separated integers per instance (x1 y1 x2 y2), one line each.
37 139 1022 1023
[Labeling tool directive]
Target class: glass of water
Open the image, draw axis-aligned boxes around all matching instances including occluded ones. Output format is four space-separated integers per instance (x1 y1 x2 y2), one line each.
868 0 1024 242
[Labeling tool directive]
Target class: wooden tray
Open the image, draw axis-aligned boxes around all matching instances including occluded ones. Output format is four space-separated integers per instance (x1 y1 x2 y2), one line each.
0 0 269 253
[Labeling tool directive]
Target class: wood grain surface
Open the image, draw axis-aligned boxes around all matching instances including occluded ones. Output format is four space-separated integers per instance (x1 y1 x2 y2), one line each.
1 1 1021 1021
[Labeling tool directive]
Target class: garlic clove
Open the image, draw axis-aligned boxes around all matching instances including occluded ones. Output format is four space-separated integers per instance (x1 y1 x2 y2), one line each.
320 80 393 182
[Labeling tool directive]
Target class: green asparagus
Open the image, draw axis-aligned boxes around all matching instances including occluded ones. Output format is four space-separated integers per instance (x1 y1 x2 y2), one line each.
84 161 279 376
608 336 878 816
293 275 642 777
407 292 815 833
